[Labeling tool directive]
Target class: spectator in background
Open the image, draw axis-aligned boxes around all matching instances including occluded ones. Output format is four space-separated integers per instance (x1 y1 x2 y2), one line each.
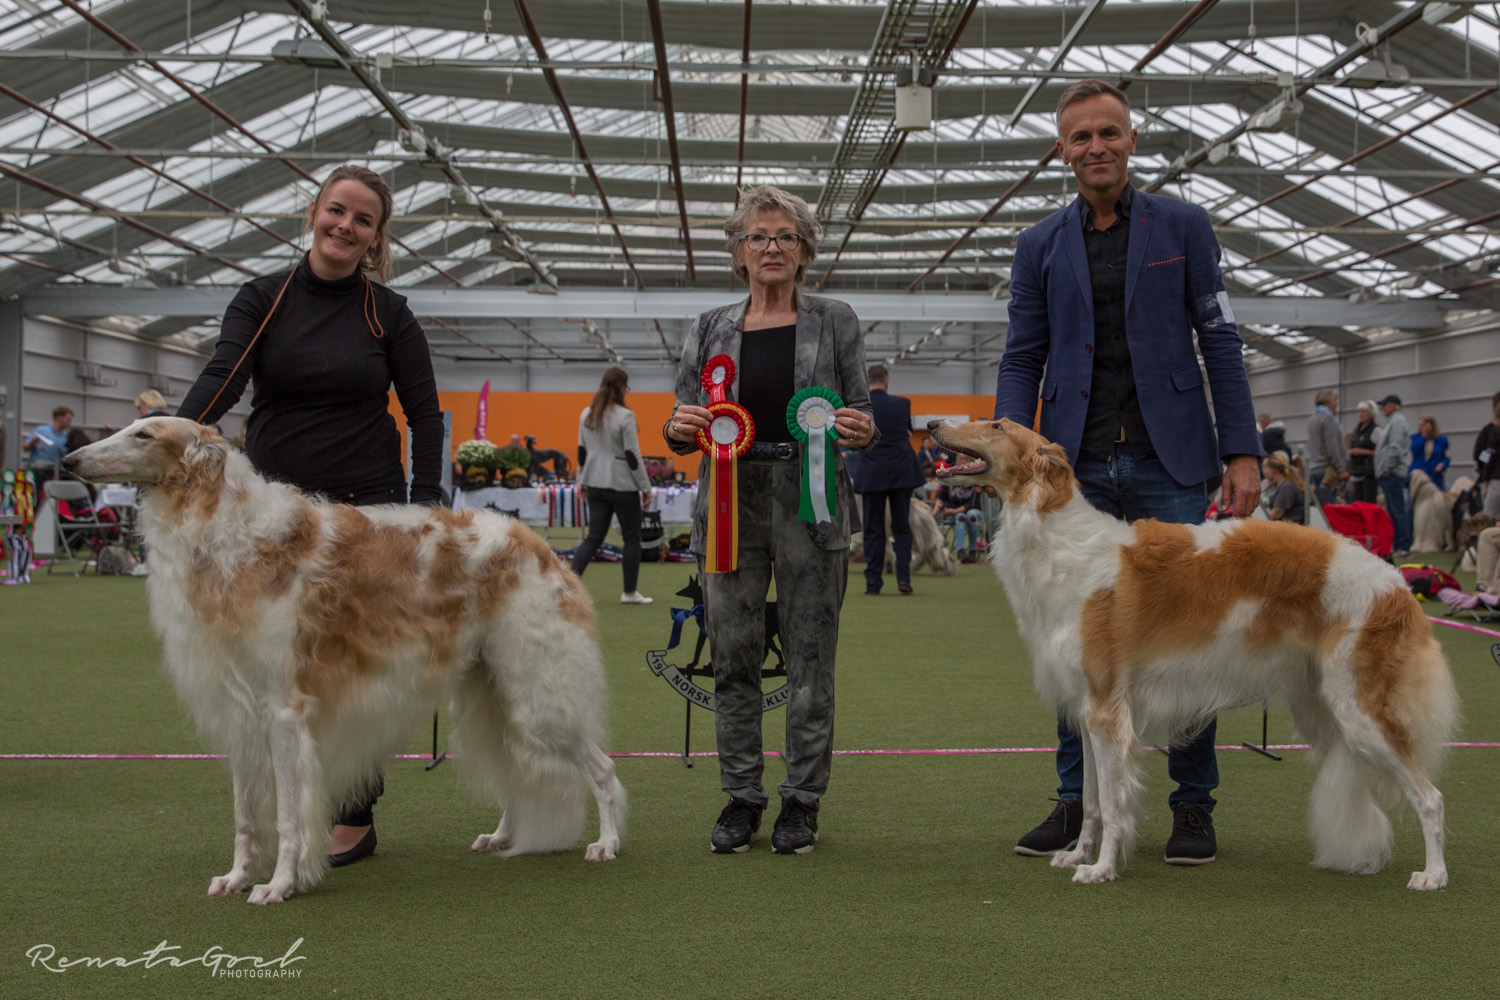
917 435 946 472
1346 400 1380 505
1375 394 1412 558
1475 525 1500 594
1305 389 1349 505
134 389 169 418
852 364 926 596
1258 412 1287 458
24 406 73 480
1410 415 1450 490
1263 453 1306 525
1473 391 1500 517
933 479 985 563
571 366 654 605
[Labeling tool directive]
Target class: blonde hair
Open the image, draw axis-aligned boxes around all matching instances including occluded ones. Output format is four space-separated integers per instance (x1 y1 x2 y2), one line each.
724 185 820 285
303 164 395 282
135 389 166 410
1265 453 1304 494
1419 415 1439 437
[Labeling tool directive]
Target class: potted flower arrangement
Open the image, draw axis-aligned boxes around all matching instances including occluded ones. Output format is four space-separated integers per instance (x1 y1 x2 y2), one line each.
496 446 532 488
455 439 502 488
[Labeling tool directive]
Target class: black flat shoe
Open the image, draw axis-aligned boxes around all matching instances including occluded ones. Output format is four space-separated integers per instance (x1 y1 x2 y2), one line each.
327 826 377 868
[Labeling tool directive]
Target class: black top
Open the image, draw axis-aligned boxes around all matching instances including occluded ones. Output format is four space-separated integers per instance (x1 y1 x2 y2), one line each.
177 260 445 504
737 323 797 443
1475 423 1500 482
1260 424 1287 457
937 483 982 512
1270 479 1305 525
1079 186 1154 462
1348 419 1377 478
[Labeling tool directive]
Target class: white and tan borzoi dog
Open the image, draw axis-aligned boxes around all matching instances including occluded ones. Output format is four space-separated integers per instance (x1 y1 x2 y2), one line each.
929 418 1456 890
1408 468 1453 553
64 418 625 904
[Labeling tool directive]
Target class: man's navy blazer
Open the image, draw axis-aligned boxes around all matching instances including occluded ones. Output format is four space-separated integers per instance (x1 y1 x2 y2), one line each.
852 388 925 493
993 187 1262 488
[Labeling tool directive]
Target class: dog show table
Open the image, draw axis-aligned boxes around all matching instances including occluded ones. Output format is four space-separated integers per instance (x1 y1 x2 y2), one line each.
451 483 697 526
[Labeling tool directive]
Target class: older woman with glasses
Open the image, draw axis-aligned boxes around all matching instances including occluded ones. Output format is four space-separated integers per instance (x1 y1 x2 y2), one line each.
662 185 875 855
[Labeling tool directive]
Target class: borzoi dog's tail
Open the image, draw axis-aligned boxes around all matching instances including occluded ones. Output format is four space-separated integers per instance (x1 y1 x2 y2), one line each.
453 595 627 858
1298 593 1458 877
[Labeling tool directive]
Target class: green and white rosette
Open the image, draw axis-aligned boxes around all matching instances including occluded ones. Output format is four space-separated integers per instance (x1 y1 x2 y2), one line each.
786 386 844 524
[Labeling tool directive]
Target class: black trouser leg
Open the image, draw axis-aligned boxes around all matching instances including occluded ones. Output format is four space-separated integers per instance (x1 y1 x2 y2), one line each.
888 487 914 585
613 490 644 593
570 491 616 577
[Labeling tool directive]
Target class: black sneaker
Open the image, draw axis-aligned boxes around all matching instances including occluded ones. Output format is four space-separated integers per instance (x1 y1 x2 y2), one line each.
1014 798 1082 856
770 798 819 854
710 799 763 854
1164 803 1217 865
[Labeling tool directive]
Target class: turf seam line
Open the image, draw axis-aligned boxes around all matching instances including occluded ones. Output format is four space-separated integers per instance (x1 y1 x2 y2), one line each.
6 742 1500 761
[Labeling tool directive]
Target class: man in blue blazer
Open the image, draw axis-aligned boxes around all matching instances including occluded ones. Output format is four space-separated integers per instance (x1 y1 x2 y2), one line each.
852 365 927 594
994 79 1263 867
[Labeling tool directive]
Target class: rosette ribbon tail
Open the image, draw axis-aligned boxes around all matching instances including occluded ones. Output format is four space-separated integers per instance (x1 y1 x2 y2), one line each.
706 440 738 572
786 386 845 525
696 397 754 574
803 425 834 524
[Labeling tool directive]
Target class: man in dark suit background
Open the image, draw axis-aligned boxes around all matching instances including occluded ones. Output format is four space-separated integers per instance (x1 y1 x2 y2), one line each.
852 365 926 595
993 79 1263 867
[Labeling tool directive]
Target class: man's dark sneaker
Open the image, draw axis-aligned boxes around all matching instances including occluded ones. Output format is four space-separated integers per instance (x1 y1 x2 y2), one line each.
1014 798 1082 856
898 581 914 594
710 798 763 854
770 798 819 854
1164 803 1217 865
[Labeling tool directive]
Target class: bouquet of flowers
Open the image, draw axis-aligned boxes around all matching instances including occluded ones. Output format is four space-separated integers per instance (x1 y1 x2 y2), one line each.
456 439 503 469
455 439 503 488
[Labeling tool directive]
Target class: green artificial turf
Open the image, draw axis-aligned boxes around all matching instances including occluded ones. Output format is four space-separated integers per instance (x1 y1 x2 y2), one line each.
3 540 1499 999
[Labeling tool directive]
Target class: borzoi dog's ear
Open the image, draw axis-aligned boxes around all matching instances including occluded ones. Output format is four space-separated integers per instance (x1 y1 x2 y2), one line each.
1024 441 1074 511
162 425 228 498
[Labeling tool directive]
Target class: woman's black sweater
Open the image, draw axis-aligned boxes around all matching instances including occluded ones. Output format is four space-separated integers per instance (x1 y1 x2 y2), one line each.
178 261 444 505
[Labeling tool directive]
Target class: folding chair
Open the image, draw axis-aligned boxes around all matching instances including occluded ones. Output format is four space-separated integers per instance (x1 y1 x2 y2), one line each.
44 479 115 576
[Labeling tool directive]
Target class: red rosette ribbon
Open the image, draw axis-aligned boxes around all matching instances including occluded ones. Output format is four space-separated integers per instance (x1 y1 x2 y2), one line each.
696 400 755 573
701 354 736 403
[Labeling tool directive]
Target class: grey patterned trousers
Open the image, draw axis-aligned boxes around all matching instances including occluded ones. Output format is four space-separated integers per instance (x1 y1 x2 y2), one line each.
701 459 849 809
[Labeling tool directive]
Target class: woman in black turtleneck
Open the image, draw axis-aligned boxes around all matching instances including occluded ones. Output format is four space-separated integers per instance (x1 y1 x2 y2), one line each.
178 164 443 869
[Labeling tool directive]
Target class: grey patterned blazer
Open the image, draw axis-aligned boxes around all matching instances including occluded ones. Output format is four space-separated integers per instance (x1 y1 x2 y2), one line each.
663 292 877 552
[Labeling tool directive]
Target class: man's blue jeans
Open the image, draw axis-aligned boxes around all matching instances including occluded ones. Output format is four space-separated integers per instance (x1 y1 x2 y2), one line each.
1379 474 1412 553
1053 444 1219 812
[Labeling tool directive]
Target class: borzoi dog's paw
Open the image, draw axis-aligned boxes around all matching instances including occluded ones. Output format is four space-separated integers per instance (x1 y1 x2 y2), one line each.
1072 862 1118 884
471 832 511 853
247 882 292 905
1050 847 1088 870
584 837 619 861
1408 869 1448 891
207 873 252 896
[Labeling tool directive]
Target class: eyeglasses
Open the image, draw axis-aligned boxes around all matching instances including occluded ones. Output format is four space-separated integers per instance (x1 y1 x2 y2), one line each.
738 232 806 252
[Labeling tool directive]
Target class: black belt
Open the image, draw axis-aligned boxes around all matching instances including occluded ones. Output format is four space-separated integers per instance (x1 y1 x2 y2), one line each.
744 441 797 460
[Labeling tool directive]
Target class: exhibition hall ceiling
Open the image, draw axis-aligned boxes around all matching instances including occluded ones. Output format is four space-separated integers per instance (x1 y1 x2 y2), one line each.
1 0 1498 368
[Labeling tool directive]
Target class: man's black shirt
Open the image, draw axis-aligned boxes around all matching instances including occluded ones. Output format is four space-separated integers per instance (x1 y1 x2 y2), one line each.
1079 185 1155 462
